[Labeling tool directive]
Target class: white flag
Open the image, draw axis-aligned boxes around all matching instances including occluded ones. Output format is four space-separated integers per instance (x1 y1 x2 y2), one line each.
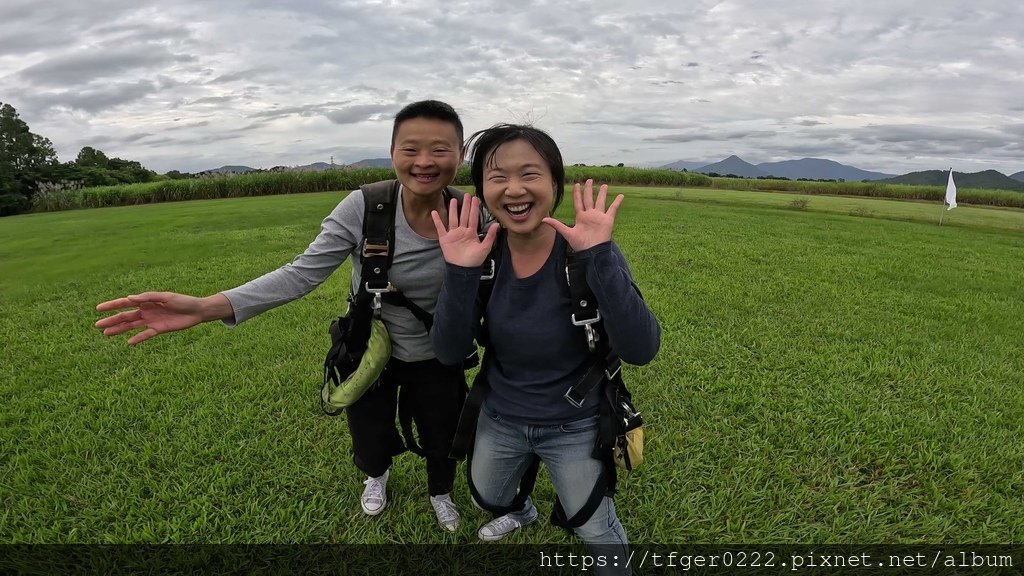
945 168 957 210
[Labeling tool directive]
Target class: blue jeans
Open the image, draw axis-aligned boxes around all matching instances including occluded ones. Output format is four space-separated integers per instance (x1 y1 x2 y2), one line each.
472 401 631 576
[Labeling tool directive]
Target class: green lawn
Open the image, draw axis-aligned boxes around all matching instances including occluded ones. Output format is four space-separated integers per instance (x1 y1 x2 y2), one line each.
2 188 1022 544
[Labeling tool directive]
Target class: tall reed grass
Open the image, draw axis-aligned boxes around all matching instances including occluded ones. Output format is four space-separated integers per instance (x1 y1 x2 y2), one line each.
710 177 1024 208
31 167 713 212
29 167 1023 213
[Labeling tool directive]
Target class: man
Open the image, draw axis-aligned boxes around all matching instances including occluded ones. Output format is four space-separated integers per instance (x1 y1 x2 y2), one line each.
96 100 469 532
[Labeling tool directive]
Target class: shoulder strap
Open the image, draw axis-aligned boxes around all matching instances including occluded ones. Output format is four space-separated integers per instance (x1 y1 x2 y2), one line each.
565 246 602 350
359 182 472 293
475 226 502 314
357 182 472 334
562 243 620 407
358 180 400 295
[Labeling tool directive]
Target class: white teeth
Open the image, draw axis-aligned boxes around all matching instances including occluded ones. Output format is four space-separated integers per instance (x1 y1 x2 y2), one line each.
506 203 531 215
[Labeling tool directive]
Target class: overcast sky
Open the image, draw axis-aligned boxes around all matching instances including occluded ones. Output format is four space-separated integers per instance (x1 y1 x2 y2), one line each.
1 0 1021 175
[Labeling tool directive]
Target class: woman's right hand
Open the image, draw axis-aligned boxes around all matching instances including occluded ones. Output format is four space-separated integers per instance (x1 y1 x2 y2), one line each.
431 196 498 268
95 292 232 345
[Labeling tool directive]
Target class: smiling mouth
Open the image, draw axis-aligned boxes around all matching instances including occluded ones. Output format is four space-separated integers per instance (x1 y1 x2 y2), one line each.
504 202 533 221
412 173 439 182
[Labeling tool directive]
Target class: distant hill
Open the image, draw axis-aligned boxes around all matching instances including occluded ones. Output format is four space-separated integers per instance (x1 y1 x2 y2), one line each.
695 155 768 178
292 162 333 172
199 165 256 175
346 158 392 168
756 158 894 181
197 160 393 174
878 170 1024 191
659 160 709 171
1011 171 1024 182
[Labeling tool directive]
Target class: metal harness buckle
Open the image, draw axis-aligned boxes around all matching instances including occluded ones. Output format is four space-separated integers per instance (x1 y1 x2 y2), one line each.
364 282 393 310
563 387 586 408
480 258 495 281
362 241 389 259
605 361 621 381
566 266 600 350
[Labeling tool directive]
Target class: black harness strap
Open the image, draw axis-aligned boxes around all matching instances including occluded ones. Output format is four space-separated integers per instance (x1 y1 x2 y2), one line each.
550 359 624 530
454 350 541 515
357 182 467 456
449 367 488 461
359 182 397 294
448 231 501 462
452 233 625 526
381 291 433 333
358 180 463 335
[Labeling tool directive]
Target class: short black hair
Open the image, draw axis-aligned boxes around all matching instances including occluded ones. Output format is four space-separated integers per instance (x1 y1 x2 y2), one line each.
465 123 566 212
390 100 464 149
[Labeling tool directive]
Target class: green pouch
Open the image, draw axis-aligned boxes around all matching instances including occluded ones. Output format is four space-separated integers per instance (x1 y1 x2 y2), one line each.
320 316 391 414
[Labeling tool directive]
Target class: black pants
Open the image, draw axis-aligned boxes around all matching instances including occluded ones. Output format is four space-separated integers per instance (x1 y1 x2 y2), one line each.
346 357 466 496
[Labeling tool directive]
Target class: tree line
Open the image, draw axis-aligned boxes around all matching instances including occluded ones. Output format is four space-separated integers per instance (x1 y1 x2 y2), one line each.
0 102 190 216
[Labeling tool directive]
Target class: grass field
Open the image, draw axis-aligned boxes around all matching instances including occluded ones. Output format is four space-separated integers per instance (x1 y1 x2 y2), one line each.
2 186 1023 545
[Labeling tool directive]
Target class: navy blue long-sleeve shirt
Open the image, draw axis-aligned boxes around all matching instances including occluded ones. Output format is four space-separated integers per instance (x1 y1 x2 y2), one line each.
432 233 660 425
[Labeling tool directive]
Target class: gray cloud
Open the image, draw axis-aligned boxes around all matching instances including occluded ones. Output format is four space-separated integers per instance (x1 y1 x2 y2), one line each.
208 67 278 85
855 125 1011 146
324 104 393 125
248 101 352 120
122 132 152 143
19 47 195 87
645 131 777 143
1 0 1021 175
28 80 160 113
0 30 74 56
190 96 236 105
568 119 698 130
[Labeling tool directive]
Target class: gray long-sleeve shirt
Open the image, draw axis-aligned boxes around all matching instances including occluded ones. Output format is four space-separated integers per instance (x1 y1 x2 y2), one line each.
220 186 448 362
432 234 661 424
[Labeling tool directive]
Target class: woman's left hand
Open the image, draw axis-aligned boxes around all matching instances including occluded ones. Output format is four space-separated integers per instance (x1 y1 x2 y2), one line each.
431 195 498 267
542 179 624 251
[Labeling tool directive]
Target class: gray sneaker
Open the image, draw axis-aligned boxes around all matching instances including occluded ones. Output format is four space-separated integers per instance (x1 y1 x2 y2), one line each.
429 493 460 532
478 513 535 541
360 470 389 515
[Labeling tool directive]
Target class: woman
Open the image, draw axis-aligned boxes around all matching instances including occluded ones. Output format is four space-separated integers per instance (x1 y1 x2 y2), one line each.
430 124 660 573
95 100 470 533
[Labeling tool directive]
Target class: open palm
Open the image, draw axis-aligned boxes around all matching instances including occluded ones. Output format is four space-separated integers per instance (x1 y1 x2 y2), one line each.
431 195 498 267
95 292 207 345
543 179 624 251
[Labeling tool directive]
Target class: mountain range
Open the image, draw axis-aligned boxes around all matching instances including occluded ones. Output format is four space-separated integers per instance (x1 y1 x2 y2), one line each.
659 156 1024 190
663 155 896 181
879 170 1024 191
197 158 392 175
198 156 1024 190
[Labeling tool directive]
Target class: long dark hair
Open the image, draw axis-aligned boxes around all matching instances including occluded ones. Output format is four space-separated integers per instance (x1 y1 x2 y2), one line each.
464 123 566 212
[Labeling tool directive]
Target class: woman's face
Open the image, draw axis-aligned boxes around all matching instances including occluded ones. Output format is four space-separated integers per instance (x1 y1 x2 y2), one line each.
481 138 556 235
390 117 462 202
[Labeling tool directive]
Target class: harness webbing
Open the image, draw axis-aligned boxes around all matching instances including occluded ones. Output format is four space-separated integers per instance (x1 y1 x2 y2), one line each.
450 231 623 529
350 180 467 455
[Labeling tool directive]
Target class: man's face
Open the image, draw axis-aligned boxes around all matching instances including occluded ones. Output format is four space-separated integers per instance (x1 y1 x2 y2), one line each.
390 117 462 201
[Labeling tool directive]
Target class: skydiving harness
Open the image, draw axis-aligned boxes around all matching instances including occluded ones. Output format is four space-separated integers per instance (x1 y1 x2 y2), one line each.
321 180 476 456
449 231 644 530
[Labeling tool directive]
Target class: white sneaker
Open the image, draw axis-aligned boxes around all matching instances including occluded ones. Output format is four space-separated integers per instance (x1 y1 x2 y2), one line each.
478 513 535 541
429 493 460 532
360 470 389 515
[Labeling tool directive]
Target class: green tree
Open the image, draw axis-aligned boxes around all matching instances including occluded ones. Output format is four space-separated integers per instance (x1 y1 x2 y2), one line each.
0 102 59 215
108 157 156 183
75 146 109 168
